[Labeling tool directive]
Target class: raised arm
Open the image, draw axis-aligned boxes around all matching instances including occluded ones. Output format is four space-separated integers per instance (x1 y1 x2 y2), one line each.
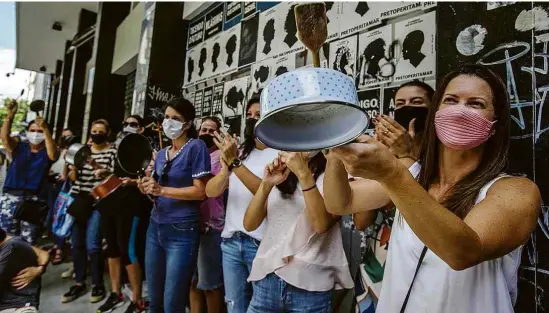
279 152 339 233
206 161 230 197
244 160 289 232
212 131 262 195
1 100 18 153
333 135 541 271
35 117 58 161
323 154 391 215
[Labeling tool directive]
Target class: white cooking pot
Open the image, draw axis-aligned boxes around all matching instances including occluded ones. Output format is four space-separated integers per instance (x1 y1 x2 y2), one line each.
255 67 368 151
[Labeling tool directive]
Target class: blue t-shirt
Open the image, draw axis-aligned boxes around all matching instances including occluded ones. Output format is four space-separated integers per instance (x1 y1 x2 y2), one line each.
4 142 50 195
152 138 211 224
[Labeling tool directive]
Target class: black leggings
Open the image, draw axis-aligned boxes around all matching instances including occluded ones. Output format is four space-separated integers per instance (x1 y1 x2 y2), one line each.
101 211 139 266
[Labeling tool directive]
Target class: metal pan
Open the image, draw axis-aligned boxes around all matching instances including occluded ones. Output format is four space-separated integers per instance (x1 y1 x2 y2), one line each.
116 133 153 176
254 67 369 151
65 143 92 168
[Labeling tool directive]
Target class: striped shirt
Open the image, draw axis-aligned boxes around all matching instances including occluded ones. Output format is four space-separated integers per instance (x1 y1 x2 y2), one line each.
71 146 117 195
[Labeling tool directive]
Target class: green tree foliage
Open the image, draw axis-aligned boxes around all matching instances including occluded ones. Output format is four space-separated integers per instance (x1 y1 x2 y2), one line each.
0 98 29 133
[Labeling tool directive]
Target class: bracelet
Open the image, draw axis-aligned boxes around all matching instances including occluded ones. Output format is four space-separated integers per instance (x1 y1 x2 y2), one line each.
302 184 317 192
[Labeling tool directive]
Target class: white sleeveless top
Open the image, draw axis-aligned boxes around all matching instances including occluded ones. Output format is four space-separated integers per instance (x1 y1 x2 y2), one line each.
377 162 522 313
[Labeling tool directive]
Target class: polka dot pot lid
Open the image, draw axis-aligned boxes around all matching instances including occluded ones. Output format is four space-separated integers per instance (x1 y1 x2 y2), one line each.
255 67 369 151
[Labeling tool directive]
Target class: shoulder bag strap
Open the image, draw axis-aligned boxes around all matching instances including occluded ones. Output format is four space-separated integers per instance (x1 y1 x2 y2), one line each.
400 246 428 313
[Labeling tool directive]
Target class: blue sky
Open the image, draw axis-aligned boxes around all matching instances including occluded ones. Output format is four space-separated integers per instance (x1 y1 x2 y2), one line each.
0 2 15 50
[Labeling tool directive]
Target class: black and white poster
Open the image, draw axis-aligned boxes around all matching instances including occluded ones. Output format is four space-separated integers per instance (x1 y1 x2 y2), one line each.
256 2 304 62
202 86 213 116
358 25 393 89
223 76 248 119
379 2 423 20
487 2 516 10
382 86 398 119
204 4 224 40
184 47 199 86
357 88 381 133
239 13 259 67
248 54 296 98
212 83 224 116
325 2 340 42
195 40 213 83
194 89 204 118
244 1 256 18
329 35 358 79
338 2 382 37
188 18 205 49
393 11 436 82
217 23 241 77
225 2 242 23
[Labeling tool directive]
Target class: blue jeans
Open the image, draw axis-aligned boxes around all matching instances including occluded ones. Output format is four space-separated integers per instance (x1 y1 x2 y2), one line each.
145 219 200 313
0 193 40 245
247 273 332 313
71 210 103 285
193 228 223 290
221 232 261 313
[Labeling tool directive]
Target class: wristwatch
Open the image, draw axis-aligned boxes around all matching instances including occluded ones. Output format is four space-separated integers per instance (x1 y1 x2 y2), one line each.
228 158 242 171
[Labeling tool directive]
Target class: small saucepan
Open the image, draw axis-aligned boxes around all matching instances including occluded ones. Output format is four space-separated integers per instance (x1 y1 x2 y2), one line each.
65 143 92 168
116 133 153 176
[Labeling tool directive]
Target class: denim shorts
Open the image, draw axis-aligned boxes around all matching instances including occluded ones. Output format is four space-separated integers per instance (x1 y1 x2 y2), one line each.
193 227 224 290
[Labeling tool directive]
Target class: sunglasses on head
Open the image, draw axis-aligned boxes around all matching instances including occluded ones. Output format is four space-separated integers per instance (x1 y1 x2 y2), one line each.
123 121 139 128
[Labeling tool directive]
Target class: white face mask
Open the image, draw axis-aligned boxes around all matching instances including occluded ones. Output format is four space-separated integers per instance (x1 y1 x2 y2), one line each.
123 126 139 134
27 132 45 145
162 118 186 139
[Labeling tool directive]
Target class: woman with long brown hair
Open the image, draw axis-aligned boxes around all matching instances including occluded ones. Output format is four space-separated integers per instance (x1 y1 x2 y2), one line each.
323 64 540 313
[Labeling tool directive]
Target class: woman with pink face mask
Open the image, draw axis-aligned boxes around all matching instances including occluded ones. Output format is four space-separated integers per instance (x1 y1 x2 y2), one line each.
323 64 540 313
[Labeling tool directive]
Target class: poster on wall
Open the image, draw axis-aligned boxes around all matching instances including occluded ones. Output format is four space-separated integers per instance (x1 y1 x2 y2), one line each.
357 88 381 133
248 54 296 98
194 89 204 118
195 40 213 83
202 86 213 116
188 18 205 49
217 23 241 77
212 83 224 117
223 76 249 135
382 86 398 119
487 2 516 10
204 4 224 40
393 11 436 82
325 2 340 42
329 35 358 80
338 2 382 38
379 2 423 20
244 1 256 18
184 47 197 86
357 25 393 89
239 13 259 67
225 2 242 25
256 2 304 62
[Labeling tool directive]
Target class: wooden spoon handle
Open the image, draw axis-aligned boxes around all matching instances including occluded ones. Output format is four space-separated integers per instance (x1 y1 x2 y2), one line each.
312 50 320 67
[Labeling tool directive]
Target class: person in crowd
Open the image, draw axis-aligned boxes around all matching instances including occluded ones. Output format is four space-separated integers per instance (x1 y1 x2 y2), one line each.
349 81 434 309
47 128 76 266
323 64 540 313
0 100 58 245
189 116 225 313
138 98 211 313
243 151 353 313
62 119 117 304
97 114 150 313
206 97 279 313
0 228 50 313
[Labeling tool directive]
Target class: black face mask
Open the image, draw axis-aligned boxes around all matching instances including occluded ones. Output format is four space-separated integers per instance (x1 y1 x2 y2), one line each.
199 134 215 149
91 133 108 145
244 118 258 138
394 106 429 133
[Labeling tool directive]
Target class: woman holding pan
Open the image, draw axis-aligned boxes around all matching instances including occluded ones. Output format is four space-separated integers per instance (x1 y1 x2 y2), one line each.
323 64 540 313
206 97 279 313
138 97 211 313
